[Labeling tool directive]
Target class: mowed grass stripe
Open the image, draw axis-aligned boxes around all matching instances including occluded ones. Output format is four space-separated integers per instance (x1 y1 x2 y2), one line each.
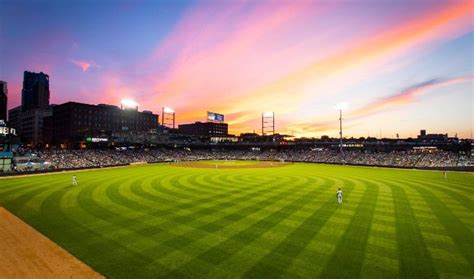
393 178 473 276
318 179 379 278
104 173 290 241
1 172 120 218
274 177 370 278
0 163 473 278
236 176 357 278
149 174 308 250
71 173 182 275
402 177 474 214
390 182 438 278
405 182 474 272
79 171 298 264
160 175 332 278
36 177 174 277
112 174 310 276
360 179 399 279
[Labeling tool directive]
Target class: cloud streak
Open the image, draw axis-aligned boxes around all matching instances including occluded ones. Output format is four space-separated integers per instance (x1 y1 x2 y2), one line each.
349 76 474 119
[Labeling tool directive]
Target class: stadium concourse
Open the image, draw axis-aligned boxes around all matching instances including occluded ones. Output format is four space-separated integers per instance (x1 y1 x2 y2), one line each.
7 148 472 173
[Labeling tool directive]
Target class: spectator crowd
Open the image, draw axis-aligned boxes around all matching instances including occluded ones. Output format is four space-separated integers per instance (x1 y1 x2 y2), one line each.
10 148 471 173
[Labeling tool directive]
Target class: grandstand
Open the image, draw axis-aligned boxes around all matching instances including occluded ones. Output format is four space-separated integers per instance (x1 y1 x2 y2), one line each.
3 147 472 175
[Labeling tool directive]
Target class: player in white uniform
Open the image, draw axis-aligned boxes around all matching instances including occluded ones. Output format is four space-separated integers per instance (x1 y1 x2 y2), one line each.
72 175 78 186
336 188 343 204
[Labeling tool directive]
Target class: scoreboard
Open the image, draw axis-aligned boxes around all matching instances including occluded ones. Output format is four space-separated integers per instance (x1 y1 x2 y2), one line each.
207 112 224 122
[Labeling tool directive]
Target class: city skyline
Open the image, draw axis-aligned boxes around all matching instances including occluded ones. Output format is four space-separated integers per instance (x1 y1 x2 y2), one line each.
1 0 473 138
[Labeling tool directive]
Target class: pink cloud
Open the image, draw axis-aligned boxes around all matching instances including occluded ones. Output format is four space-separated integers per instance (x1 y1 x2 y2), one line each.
71 59 97 72
350 76 474 119
89 0 473 137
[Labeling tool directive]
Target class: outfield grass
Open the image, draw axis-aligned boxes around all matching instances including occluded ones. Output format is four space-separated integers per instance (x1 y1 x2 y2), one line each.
0 162 473 278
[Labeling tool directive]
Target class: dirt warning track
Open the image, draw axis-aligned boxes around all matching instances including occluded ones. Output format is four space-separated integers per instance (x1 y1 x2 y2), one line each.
0 207 104 279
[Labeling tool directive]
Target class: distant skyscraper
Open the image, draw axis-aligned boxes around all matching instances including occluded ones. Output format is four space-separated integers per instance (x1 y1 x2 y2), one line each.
21 71 50 112
0 81 7 121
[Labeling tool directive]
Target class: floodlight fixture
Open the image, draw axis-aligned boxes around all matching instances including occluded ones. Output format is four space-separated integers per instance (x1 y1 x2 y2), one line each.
162 106 176 128
121 99 139 110
262 111 275 136
334 102 349 111
163 106 175 114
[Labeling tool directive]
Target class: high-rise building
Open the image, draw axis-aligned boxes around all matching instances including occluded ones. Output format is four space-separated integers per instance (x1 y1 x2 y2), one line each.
0 81 7 121
21 71 50 112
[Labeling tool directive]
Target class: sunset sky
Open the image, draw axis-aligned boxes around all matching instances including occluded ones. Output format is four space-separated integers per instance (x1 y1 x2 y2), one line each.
1 0 473 138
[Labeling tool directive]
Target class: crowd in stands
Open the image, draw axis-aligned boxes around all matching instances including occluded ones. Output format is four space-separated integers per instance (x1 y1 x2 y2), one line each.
10 148 471 173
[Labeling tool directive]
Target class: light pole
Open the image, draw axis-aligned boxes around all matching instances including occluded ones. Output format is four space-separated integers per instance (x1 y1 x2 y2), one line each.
339 109 343 154
162 107 175 129
334 102 348 159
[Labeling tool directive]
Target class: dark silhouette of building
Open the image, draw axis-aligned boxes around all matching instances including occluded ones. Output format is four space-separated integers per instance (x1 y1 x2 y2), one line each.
21 71 50 112
417 129 448 141
178 121 228 137
21 108 53 145
0 81 7 121
8 105 53 146
7 106 21 131
5 71 52 145
44 102 160 146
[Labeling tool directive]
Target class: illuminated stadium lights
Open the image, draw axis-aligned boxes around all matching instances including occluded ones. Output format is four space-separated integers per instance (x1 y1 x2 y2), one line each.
163 106 175 114
162 106 176 128
334 102 349 111
120 99 139 110
262 111 274 118
262 111 275 136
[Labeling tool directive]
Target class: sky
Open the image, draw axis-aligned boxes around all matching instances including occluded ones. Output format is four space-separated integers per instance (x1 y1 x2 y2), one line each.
0 0 473 139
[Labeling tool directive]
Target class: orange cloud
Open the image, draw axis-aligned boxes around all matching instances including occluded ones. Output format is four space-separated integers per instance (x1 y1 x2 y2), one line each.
141 0 473 137
284 76 474 137
241 0 474 104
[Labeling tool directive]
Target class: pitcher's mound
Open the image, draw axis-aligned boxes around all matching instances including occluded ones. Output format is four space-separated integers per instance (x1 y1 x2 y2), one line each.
0 207 104 279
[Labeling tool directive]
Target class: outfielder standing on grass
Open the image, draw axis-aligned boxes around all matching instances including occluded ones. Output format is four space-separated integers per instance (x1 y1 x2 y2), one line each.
72 175 78 186
336 188 343 204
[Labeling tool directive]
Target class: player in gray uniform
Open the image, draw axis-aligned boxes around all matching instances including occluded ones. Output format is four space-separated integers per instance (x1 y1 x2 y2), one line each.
336 188 343 204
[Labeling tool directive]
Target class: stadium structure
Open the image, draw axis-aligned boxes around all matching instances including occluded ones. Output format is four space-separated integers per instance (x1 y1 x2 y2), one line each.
0 73 473 278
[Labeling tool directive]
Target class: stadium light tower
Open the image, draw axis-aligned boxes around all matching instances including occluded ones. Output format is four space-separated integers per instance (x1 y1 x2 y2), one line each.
334 102 348 155
262 112 275 136
121 99 139 111
162 106 176 129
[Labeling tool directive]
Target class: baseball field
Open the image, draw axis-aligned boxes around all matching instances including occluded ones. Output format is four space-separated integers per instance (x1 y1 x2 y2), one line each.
0 161 473 278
